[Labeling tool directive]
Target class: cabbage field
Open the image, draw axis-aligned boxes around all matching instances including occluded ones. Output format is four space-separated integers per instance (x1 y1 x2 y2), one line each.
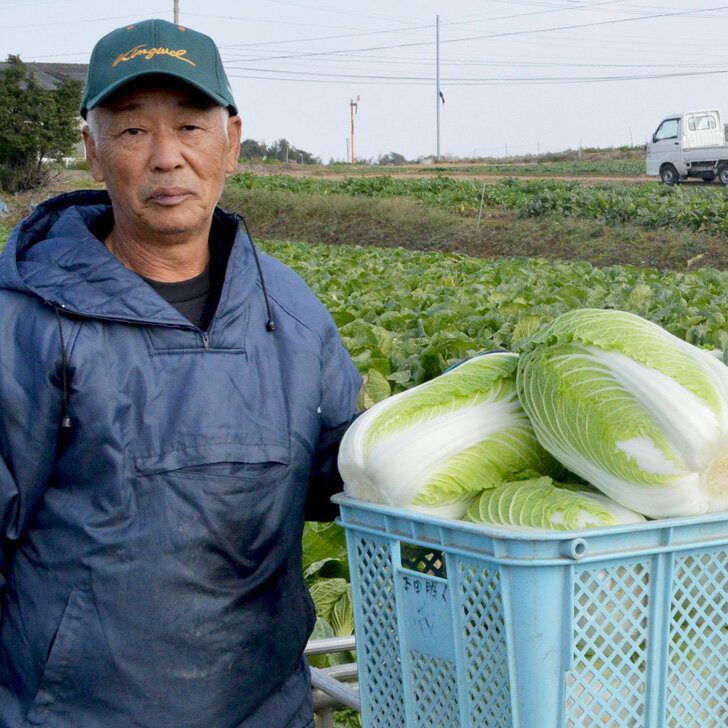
259 239 728 405
232 173 728 235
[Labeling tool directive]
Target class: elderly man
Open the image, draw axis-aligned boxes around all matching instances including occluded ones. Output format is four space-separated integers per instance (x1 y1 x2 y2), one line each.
0 19 360 728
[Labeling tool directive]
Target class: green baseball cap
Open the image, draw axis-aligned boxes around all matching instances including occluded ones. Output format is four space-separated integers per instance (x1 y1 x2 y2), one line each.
80 18 237 117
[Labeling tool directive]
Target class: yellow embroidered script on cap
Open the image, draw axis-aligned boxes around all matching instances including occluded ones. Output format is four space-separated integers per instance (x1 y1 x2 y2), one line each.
112 45 196 67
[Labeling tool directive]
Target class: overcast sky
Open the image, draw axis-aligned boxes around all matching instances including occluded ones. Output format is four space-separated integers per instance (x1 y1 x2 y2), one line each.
3 0 728 162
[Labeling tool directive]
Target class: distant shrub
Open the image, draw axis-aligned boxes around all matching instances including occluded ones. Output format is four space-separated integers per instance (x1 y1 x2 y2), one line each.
0 55 83 192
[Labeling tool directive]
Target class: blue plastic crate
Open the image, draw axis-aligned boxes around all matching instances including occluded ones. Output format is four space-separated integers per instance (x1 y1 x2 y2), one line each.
333 495 728 728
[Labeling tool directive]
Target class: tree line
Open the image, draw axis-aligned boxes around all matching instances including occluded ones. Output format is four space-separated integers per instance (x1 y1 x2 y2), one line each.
240 138 320 165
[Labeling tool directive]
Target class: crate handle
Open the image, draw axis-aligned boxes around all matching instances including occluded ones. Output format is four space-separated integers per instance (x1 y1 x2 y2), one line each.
399 543 447 577
563 538 588 560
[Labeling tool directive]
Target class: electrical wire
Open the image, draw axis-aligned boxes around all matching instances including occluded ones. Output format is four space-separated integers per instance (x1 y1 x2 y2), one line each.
254 0 416 24
226 64 728 86
218 23 434 50
217 0 625 51
0 0 81 7
182 13 368 32
223 51 728 70
238 5 728 62
1 10 168 30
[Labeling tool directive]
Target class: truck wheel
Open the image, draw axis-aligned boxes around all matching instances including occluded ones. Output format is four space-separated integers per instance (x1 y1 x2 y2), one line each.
719 166 728 185
660 164 679 185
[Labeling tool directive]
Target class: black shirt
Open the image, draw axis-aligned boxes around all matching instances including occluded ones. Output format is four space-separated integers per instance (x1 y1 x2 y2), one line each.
142 266 217 332
92 212 232 331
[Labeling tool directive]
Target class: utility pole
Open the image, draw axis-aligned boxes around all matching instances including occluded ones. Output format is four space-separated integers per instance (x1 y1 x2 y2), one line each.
350 96 360 163
174 0 179 24
436 14 440 162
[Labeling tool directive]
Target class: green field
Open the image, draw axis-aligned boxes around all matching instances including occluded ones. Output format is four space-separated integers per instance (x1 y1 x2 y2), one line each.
260 240 728 402
229 173 728 235
220 173 728 271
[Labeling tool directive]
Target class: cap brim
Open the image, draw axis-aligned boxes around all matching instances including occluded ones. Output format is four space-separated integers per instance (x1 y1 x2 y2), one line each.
81 69 238 117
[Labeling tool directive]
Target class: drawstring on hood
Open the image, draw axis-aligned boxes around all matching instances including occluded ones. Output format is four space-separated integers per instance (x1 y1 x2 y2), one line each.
236 213 276 333
52 304 72 429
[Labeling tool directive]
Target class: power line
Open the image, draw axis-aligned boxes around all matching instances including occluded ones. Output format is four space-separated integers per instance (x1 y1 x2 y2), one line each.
228 73 430 86
1 11 168 30
239 5 728 62
183 13 370 33
218 0 624 51
227 64 728 86
218 22 434 50
0 0 79 7
223 46 728 70
254 0 415 24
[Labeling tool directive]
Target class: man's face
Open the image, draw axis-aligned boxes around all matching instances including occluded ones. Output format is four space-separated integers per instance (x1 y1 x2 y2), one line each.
83 82 242 242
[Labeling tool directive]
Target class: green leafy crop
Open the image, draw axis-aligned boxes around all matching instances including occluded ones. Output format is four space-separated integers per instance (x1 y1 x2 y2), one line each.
230 173 728 235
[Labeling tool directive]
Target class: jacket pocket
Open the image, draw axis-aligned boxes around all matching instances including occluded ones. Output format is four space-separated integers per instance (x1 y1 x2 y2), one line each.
25 590 90 727
129 441 294 576
133 442 291 493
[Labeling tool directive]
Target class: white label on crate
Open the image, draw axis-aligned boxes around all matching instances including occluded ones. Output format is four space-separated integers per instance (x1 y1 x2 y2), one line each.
398 571 456 663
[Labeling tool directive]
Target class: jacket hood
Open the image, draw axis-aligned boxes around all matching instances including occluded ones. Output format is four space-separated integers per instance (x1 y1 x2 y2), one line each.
0 190 257 327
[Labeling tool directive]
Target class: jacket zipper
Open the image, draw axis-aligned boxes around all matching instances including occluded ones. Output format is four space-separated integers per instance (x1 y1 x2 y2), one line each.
48 300 213 350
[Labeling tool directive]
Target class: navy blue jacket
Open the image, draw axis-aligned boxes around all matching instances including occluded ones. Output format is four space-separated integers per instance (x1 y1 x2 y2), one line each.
0 191 361 728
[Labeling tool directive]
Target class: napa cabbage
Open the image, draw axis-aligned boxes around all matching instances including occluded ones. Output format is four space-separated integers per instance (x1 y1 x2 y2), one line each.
517 308 728 518
338 352 560 518
466 476 646 531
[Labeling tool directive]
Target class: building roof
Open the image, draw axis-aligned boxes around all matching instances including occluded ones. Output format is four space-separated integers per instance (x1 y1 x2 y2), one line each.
0 62 88 89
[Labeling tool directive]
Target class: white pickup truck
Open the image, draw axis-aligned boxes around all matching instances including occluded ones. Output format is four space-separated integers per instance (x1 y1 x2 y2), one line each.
646 110 728 185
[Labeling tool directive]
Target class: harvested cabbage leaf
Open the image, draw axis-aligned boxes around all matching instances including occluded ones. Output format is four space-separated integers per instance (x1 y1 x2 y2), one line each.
339 352 559 518
517 308 728 517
